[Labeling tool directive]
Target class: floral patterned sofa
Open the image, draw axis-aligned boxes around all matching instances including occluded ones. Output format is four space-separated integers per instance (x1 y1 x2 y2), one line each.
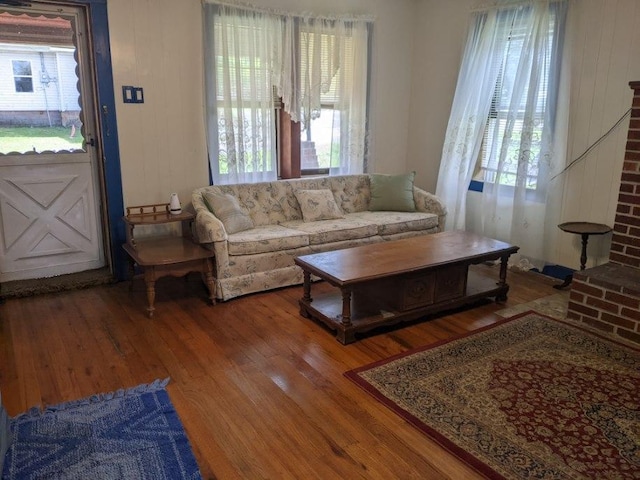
192 174 446 301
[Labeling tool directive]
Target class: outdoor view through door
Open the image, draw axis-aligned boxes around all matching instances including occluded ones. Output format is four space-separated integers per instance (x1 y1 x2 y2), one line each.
0 4 105 283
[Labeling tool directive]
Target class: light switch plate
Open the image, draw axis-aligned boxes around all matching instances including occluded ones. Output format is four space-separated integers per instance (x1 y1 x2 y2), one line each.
122 85 144 104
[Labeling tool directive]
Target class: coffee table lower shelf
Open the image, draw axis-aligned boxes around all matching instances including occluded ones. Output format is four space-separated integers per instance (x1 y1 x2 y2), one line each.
298 268 506 344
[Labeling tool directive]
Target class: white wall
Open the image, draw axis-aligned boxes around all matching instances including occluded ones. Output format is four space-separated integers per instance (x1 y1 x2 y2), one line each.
106 0 418 208
106 0 640 270
555 0 640 269
406 0 474 193
107 0 207 209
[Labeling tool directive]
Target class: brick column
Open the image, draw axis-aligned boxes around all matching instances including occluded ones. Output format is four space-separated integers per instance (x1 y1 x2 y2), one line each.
566 81 640 345
610 81 640 267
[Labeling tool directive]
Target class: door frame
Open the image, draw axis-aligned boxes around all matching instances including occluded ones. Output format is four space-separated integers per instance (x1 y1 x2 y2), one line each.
0 0 127 282
72 0 126 280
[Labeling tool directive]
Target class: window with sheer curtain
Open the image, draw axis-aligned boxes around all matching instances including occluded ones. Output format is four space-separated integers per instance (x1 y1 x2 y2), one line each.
477 11 561 195
436 0 568 268
203 2 371 185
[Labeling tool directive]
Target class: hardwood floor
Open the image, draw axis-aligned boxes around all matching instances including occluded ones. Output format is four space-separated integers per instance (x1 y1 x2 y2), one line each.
0 264 561 479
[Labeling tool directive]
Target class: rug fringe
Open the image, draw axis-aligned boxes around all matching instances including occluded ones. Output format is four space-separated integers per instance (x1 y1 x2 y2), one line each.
13 378 171 420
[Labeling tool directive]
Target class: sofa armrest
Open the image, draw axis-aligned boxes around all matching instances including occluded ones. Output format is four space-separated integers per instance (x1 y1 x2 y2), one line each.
413 186 447 231
194 209 228 243
192 189 229 243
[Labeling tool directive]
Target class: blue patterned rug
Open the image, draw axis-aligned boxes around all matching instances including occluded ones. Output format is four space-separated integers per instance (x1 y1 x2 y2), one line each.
1 379 202 480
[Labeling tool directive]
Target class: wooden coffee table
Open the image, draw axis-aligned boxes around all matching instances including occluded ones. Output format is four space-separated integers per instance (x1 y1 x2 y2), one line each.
295 231 519 344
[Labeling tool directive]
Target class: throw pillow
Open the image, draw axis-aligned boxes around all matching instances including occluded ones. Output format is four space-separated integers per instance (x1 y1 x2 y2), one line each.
369 172 416 212
295 189 345 222
203 192 254 234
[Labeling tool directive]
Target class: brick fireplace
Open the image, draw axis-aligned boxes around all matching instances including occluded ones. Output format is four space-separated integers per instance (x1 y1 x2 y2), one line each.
566 81 640 345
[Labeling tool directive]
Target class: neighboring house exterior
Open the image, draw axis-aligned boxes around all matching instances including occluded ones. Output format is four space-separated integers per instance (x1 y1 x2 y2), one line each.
0 13 80 127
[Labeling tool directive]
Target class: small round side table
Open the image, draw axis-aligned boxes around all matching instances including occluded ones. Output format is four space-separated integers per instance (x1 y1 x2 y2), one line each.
553 221 612 289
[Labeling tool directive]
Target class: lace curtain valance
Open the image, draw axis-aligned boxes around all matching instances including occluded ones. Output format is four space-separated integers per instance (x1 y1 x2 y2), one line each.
205 1 371 124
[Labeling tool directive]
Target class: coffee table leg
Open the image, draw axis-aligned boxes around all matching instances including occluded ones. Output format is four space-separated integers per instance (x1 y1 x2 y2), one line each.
302 271 312 303
299 271 312 318
337 330 356 344
339 288 352 326
496 255 510 302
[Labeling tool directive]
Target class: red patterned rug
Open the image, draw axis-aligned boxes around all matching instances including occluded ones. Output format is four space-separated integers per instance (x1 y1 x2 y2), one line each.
345 312 640 479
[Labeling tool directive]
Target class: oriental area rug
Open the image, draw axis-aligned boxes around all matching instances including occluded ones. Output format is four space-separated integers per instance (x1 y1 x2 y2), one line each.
345 312 640 480
1 379 202 480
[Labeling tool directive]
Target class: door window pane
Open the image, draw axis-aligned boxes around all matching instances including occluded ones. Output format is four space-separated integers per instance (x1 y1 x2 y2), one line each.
0 12 85 154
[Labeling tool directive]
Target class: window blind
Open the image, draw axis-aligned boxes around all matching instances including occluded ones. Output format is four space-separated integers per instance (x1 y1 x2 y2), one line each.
479 9 557 189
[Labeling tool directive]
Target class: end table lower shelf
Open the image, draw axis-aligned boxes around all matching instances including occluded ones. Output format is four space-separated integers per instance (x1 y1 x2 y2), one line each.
123 236 216 317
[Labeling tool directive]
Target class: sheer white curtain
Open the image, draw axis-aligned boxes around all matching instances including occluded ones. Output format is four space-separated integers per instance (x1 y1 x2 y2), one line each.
435 11 511 230
280 17 369 175
204 1 371 183
204 4 281 184
436 0 568 267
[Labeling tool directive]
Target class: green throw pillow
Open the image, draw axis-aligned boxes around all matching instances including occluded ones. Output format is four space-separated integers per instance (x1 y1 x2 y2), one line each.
369 172 416 212
202 192 254 234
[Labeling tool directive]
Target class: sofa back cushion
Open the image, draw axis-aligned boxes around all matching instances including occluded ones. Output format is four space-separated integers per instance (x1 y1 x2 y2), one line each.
327 175 371 213
213 183 291 226
194 175 372 227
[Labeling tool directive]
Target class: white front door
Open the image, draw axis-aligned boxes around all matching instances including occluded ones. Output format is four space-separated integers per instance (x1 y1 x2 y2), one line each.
0 3 105 282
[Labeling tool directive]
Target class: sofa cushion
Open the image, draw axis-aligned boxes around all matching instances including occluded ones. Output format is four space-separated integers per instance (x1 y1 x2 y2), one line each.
227 225 309 256
295 189 344 222
216 183 290 226
348 211 439 235
282 218 377 245
329 175 371 213
369 172 416 212
203 192 254 234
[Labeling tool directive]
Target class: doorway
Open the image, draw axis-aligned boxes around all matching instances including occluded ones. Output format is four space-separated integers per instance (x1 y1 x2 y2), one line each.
0 1 122 286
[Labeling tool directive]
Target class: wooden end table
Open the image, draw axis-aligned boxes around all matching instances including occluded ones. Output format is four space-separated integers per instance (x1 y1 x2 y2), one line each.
123 203 216 317
553 221 612 290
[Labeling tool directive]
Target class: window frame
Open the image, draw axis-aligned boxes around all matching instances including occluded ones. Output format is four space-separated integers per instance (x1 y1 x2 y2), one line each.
475 12 558 198
206 5 371 184
282 26 370 179
208 19 280 184
11 59 34 93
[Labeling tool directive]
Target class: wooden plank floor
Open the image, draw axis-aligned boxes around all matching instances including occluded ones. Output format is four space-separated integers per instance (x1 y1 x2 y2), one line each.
0 264 561 479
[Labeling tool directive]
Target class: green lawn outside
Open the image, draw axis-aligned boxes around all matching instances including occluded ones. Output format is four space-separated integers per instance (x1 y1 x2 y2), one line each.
0 127 84 154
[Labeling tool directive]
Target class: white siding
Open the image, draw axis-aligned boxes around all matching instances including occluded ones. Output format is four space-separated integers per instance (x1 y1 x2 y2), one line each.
0 48 78 112
56 52 81 112
0 51 48 110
